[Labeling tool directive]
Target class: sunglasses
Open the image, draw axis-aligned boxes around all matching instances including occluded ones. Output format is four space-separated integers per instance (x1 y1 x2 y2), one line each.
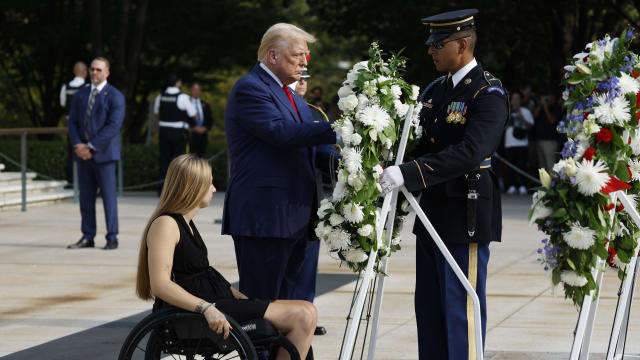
429 35 471 50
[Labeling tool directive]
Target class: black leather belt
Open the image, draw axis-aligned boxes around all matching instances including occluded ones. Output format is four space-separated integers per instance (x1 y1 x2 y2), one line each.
465 171 481 237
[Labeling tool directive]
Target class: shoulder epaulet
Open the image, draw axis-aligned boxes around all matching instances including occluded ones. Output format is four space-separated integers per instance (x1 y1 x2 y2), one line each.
307 102 329 122
473 71 505 99
419 75 446 103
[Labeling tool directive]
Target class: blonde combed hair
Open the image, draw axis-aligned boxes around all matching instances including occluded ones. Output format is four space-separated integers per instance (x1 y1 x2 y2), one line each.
257 23 316 62
136 154 212 300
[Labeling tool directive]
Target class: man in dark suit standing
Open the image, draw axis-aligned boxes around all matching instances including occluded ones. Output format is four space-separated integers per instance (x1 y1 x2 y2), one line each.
67 57 125 250
380 9 508 360
189 82 213 157
223 23 337 303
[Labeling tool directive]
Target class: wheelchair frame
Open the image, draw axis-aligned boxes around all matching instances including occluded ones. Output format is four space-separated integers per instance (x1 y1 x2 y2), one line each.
119 307 300 360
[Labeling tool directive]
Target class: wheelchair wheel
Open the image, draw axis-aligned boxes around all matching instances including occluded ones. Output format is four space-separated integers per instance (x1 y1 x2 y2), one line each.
119 308 258 360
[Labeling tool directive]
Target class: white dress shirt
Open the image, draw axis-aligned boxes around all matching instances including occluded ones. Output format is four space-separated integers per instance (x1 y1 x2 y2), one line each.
450 58 478 88
153 87 197 117
60 76 87 107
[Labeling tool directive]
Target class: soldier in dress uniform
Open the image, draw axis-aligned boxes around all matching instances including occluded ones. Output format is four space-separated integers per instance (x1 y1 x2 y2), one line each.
61 61 89 188
380 9 508 360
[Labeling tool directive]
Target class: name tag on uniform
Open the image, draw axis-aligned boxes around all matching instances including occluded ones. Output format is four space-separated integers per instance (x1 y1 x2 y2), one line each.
446 101 467 124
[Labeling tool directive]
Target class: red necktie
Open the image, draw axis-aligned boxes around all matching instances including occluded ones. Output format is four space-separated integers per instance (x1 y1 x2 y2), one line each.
282 85 301 121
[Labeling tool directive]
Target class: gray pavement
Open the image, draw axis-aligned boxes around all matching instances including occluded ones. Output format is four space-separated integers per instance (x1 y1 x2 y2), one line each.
0 193 638 359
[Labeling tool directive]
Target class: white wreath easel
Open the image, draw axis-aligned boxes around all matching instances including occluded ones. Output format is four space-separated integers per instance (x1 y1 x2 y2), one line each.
339 105 484 360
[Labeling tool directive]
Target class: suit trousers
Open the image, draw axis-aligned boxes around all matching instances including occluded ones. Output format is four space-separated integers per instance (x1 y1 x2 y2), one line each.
233 235 308 300
77 159 118 241
159 127 188 180
189 132 208 157
291 240 320 302
415 237 489 360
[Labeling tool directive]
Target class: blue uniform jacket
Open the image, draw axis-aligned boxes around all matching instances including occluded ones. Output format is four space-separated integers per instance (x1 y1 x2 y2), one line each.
222 64 337 239
67 83 125 163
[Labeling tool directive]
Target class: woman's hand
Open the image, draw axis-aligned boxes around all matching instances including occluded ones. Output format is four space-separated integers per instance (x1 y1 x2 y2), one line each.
203 306 232 339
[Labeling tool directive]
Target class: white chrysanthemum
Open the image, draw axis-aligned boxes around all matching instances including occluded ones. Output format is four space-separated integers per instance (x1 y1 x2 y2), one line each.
612 254 629 272
385 138 392 149
343 147 363 174
575 159 609 196
394 99 409 117
626 193 638 210
314 222 332 240
338 94 359 112
357 224 374 237
391 237 401 246
563 223 596 250
332 181 347 201
358 105 391 132
343 202 364 223
372 164 383 177
353 61 369 72
529 203 553 226
380 88 388 95
619 72 640 95
329 213 345 227
317 198 333 218
356 93 369 111
350 133 362 146
342 248 368 263
561 270 588 287
573 141 588 160
614 221 629 237
390 84 402 99
410 85 420 101
629 159 640 181
327 229 351 250
631 135 640 156
338 118 354 143
338 85 354 98
593 93 631 125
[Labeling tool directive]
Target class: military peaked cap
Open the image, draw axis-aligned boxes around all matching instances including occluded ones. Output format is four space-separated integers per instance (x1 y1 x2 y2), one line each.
421 9 478 45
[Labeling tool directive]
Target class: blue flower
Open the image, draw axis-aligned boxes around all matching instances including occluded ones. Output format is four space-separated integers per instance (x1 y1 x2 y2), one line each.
537 248 543 254
586 96 595 108
626 29 634 39
574 102 584 110
542 238 548 244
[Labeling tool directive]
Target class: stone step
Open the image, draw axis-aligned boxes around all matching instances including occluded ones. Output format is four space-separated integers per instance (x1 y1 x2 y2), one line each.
0 180 69 198
0 172 38 186
0 189 74 211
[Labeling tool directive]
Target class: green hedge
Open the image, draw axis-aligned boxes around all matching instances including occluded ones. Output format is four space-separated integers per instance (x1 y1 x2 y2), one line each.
0 136 229 190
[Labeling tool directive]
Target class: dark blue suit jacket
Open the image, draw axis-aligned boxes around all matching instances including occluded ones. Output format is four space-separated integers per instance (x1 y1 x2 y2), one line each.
222 64 337 239
68 83 125 163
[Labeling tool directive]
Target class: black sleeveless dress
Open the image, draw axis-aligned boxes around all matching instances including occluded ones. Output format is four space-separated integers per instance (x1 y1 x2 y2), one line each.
153 213 270 322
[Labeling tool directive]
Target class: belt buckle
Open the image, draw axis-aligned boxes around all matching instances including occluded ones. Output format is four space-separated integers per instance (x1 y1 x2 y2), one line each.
467 190 478 199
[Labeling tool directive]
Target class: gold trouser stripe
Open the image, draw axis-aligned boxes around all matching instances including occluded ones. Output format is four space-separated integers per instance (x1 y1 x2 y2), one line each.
413 160 427 188
467 243 478 360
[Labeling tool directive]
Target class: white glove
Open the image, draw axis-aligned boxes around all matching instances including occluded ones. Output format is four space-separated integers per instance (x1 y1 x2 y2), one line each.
379 166 404 196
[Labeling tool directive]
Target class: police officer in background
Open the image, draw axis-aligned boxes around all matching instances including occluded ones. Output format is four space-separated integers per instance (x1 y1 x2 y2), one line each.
154 73 197 184
61 61 89 188
380 9 508 360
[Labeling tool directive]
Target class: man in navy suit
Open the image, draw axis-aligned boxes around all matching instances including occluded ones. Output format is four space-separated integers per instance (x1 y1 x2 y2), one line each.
223 23 338 303
67 57 125 250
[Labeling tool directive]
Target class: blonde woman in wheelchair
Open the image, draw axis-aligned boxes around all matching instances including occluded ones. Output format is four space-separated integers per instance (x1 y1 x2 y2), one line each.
136 154 317 359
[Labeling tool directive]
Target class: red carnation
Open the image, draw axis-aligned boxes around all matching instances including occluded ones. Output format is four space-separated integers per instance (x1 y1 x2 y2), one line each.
583 112 590 121
583 147 595 161
633 70 639 79
603 203 615 211
608 246 616 266
636 91 640 107
595 128 612 143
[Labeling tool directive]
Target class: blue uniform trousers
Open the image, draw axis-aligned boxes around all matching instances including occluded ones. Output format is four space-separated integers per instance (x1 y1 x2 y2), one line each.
77 159 118 241
415 237 489 360
291 240 320 302
233 236 308 300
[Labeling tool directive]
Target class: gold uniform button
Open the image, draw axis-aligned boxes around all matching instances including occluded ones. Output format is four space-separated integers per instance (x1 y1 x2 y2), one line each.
430 137 435 143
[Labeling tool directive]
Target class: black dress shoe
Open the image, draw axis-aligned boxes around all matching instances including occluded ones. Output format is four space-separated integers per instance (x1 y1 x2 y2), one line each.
103 240 118 250
314 326 326 335
67 237 94 249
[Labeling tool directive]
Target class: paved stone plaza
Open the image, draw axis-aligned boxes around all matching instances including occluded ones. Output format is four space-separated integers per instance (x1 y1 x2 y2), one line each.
0 194 638 359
